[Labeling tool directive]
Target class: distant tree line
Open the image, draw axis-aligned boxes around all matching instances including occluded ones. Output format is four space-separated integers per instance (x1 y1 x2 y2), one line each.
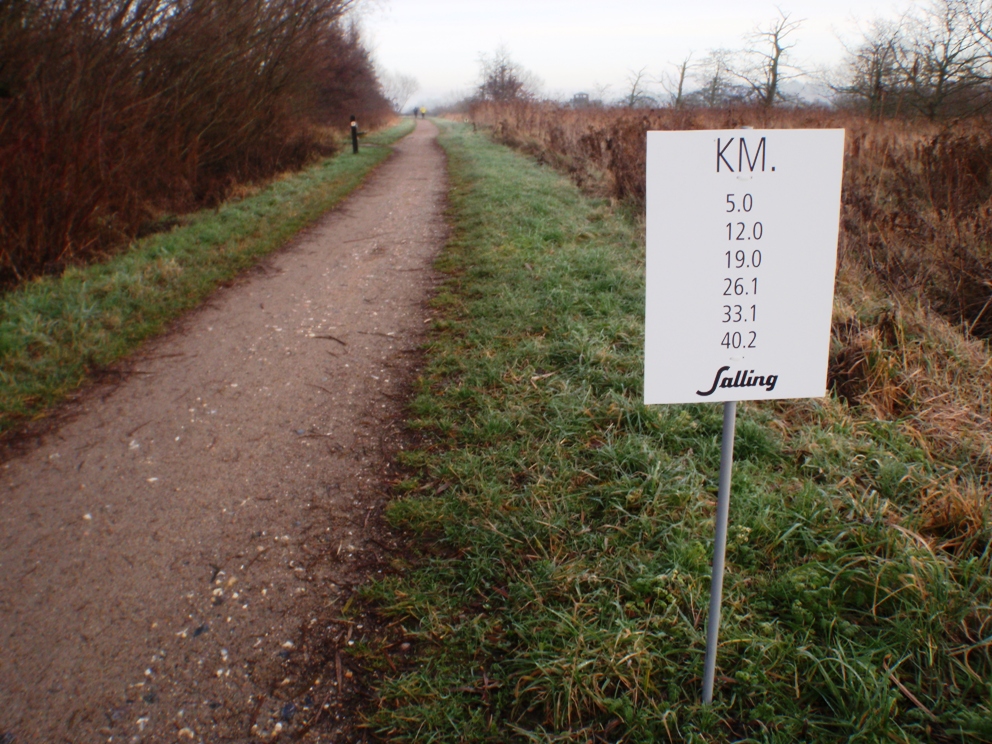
835 0 992 118
470 1 992 118
0 0 392 286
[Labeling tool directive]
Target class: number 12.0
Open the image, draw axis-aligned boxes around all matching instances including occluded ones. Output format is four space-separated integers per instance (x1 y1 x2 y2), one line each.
727 222 763 240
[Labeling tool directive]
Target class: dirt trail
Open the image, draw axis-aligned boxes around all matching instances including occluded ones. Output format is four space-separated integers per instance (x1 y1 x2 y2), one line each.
0 120 446 743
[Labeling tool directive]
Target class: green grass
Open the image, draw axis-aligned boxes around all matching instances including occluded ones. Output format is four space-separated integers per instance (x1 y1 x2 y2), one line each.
0 121 414 431
357 122 992 742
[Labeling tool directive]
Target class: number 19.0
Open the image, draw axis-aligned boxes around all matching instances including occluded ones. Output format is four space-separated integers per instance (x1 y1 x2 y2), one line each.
726 249 762 269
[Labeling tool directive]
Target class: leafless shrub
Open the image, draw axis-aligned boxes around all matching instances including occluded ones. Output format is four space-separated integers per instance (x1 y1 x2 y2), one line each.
0 0 391 287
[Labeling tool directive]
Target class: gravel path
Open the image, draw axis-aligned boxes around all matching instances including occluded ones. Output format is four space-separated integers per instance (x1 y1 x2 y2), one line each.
0 119 446 743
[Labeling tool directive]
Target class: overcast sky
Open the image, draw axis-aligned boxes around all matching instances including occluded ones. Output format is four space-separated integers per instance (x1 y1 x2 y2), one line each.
360 0 915 106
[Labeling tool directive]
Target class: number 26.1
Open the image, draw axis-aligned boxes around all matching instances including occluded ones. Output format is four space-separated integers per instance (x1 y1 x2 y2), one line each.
723 277 758 295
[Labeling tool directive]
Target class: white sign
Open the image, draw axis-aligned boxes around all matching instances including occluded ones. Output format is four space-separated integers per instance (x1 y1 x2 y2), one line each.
644 129 845 405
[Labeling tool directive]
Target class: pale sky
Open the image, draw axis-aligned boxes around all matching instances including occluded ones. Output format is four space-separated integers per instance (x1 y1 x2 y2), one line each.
360 0 915 106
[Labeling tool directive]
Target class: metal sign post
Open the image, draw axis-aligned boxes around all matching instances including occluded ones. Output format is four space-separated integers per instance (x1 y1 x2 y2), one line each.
702 400 736 704
643 128 845 703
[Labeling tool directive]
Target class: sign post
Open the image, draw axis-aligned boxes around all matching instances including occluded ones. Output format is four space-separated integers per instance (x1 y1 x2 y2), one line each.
701 399 736 704
644 129 845 703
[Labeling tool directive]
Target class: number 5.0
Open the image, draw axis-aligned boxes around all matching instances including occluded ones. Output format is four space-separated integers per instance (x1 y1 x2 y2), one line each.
725 193 753 213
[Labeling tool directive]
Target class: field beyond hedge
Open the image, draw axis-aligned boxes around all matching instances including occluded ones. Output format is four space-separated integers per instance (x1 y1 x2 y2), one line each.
353 121 992 742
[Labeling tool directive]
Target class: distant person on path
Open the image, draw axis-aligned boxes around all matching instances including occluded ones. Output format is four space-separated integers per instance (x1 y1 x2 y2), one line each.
420 107 426 119
350 115 359 154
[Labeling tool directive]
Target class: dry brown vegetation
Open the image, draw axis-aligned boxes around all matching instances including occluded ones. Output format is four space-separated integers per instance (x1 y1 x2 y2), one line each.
470 99 992 553
0 0 391 287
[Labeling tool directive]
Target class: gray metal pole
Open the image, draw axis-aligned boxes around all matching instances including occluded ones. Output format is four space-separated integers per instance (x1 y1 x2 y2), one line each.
702 400 737 704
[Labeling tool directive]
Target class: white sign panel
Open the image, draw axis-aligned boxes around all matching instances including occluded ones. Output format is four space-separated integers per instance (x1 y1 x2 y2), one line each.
644 129 845 405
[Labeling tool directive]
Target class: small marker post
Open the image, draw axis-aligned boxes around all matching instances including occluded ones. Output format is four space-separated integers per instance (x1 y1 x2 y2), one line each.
702 400 737 704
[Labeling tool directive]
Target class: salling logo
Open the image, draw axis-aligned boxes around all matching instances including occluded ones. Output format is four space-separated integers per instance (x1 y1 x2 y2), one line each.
696 366 778 397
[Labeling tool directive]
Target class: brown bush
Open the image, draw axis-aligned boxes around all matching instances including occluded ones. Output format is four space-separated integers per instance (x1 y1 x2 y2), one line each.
0 0 391 287
472 100 992 494
470 100 992 341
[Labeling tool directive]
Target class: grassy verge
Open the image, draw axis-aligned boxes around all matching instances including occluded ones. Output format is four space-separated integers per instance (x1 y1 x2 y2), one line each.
0 121 414 432
356 122 991 742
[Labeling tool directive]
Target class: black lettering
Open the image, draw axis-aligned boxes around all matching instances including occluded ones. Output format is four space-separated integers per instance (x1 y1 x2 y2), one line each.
717 138 735 172
697 366 729 396
739 137 766 172
764 374 778 391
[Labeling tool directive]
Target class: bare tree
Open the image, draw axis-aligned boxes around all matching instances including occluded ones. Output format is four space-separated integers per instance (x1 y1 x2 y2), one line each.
965 0 992 94
621 66 656 108
966 0 992 50
660 54 693 107
731 8 804 107
832 1 992 117
688 49 740 106
380 70 419 112
477 46 538 102
897 0 987 118
834 18 904 115
591 80 613 105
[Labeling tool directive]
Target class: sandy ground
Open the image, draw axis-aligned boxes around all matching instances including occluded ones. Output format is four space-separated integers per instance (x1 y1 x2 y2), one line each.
0 119 446 743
